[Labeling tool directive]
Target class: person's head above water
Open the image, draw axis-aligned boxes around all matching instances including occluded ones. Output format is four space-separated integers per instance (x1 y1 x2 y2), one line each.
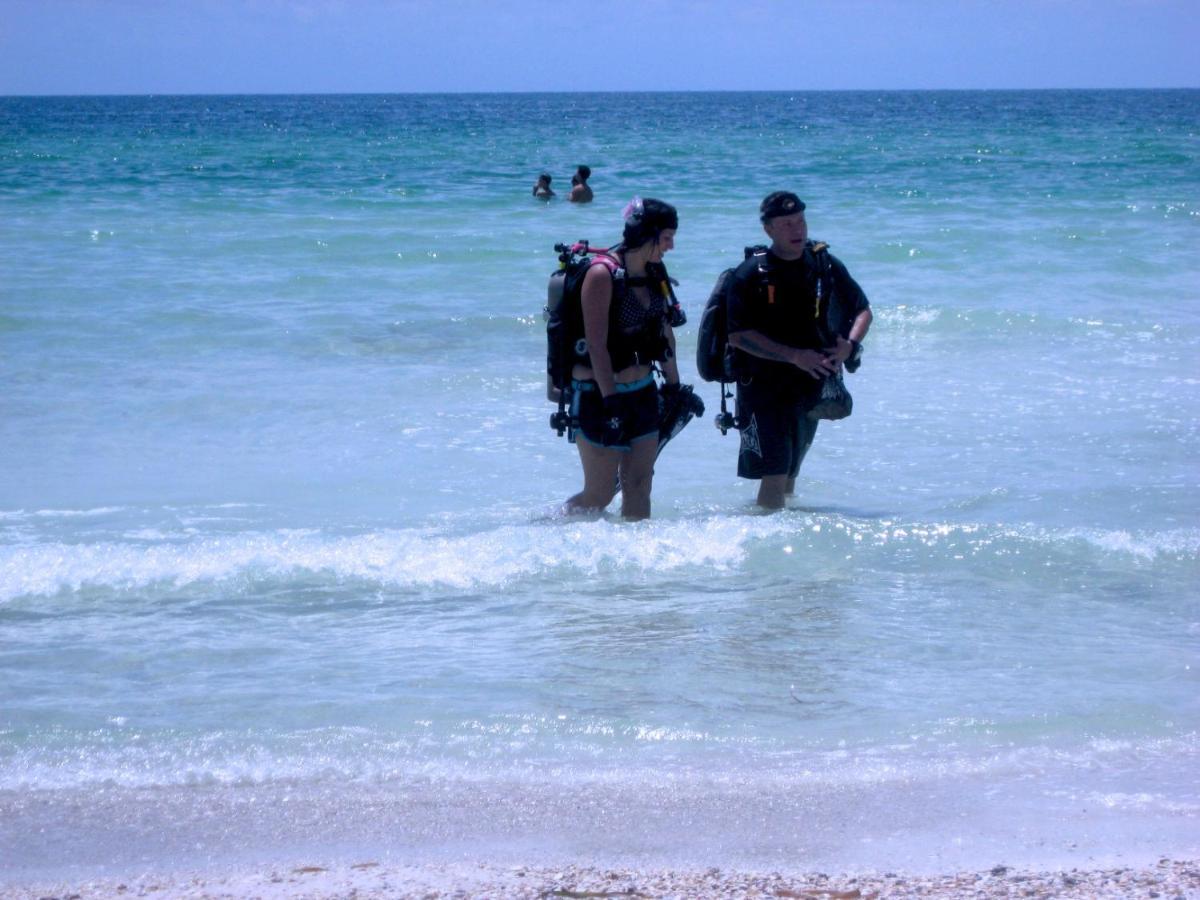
621 197 678 250
569 166 594 203
533 173 555 199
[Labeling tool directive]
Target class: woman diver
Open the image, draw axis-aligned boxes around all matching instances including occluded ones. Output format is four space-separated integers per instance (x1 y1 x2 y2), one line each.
562 197 681 520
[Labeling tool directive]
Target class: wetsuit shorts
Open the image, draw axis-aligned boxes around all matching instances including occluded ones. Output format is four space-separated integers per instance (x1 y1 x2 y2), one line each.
570 376 659 451
735 377 819 479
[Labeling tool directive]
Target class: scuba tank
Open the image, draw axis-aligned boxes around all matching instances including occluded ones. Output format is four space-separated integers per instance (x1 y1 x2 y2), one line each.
545 265 568 403
545 240 592 407
545 240 599 435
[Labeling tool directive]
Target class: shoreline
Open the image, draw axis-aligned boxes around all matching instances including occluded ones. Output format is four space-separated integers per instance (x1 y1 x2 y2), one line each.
4 859 1198 899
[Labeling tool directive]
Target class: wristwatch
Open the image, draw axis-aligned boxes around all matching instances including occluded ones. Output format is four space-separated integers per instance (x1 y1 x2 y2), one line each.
848 338 862 363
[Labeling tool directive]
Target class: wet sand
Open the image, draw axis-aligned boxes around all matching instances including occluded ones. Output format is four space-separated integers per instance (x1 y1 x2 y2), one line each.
5 858 1198 899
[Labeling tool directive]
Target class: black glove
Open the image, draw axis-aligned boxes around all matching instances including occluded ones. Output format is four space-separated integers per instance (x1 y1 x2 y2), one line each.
661 382 706 418
601 393 628 446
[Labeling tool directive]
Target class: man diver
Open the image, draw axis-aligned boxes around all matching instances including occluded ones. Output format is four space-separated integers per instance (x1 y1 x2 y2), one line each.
726 191 873 509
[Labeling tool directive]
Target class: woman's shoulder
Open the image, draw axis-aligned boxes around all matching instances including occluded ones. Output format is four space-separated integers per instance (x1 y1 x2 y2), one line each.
580 254 620 296
586 253 621 275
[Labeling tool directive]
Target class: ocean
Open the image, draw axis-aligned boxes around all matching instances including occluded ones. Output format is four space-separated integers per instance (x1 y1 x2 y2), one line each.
1 91 1197 881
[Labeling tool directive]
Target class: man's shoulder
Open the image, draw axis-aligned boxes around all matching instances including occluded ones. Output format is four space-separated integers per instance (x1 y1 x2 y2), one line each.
818 246 870 310
731 248 771 279
727 254 769 305
810 242 851 273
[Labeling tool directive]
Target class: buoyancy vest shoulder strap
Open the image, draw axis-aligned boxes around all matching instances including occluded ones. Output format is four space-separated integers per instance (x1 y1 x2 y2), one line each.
587 253 623 280
811 241 830 276
742 245 772 304
751 241 832 313
756 248 776 305
809 241 840 331
810 240 833 305
585 253 627 330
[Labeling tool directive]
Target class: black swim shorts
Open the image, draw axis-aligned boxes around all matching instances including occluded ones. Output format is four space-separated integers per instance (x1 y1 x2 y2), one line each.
570 376 659 450
735 377 819 479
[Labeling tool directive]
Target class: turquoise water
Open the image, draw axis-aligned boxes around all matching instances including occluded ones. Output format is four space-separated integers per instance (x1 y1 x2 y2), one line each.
1 91 1198 878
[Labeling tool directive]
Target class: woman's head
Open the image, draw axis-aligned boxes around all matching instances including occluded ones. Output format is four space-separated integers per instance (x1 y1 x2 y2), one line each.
621 197 678 251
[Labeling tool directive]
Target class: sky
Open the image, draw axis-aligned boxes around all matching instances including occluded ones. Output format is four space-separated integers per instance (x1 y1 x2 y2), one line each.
1 0 1197 95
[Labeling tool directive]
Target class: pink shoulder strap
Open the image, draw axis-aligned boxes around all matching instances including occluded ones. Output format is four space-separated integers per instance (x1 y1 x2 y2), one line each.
587 253 620 275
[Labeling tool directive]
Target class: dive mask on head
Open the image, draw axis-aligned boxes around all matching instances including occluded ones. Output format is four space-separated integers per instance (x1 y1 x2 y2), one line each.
622 195 644 225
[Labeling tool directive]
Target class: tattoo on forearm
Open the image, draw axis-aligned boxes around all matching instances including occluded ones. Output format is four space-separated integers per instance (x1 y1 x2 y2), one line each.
738 335 793 363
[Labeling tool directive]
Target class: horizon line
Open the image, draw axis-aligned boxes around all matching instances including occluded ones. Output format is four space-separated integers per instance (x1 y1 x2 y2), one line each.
3 86 1198 100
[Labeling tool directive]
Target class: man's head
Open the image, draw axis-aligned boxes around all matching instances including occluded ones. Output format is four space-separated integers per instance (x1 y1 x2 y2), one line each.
759 191 805 223
759 191 808 259
576 165 591 182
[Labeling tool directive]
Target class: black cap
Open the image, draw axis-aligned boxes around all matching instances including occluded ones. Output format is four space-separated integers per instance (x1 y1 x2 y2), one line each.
759 191 806 222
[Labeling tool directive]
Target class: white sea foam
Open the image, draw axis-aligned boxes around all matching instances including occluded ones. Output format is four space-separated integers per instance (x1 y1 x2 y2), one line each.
1068 526 1200 560
3 720 1195 795
0 506 127 521
0 519 745 601
2 517 1196 603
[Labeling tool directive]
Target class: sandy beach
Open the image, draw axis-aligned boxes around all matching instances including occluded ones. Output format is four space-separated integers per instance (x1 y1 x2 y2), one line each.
5 858 1199 899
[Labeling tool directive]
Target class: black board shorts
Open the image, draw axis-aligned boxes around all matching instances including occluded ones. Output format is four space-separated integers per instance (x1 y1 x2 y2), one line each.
735 377 819 479
570 376 659 450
